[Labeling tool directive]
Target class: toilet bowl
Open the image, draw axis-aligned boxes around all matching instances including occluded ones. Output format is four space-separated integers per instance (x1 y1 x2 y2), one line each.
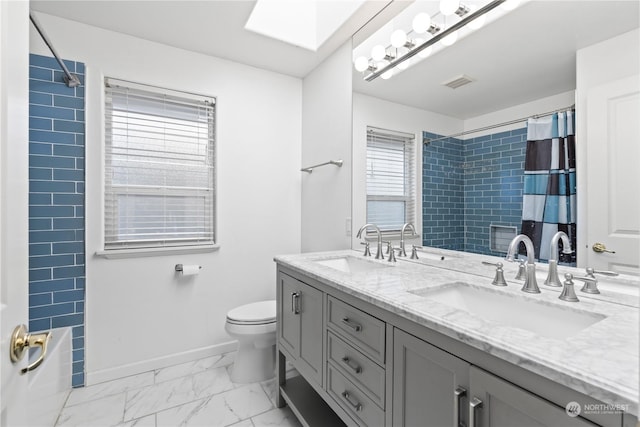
225 300 276 383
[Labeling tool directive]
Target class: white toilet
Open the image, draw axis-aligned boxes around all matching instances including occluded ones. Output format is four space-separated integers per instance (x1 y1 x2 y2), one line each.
224 300 277 383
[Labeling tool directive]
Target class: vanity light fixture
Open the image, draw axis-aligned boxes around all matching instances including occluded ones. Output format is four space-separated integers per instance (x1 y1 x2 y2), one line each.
359 0 507 82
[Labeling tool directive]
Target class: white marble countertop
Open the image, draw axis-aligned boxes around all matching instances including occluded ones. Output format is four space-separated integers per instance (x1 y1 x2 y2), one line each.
274 248 640 416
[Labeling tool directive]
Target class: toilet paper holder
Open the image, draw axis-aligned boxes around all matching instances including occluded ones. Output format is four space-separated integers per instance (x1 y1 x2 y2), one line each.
175 264 202 272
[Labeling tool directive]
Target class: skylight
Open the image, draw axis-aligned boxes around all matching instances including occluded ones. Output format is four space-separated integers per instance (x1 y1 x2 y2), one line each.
245 0 366 51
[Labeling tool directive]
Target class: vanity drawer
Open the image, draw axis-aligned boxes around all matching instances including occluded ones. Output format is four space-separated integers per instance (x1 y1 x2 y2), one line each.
327 296 386 364
327 364 385 427
327 331 385 408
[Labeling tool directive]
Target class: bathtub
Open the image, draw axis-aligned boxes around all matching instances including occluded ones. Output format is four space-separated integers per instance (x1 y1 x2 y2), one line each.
27 327 72 427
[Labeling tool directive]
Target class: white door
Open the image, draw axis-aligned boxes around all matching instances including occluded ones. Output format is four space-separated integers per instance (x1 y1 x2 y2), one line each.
0 0 30 425
585 74 640 274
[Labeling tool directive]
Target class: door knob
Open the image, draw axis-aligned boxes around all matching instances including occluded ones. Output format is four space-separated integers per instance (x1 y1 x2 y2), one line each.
592 243 615 254
10 324 51 374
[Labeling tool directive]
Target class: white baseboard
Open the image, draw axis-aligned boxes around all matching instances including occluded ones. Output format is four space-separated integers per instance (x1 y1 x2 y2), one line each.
86 341 237 386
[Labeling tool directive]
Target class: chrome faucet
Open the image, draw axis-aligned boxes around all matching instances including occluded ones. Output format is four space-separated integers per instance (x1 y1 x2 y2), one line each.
544 231 573 287
399 223 416 257
505 234 540 293
356 223 384 260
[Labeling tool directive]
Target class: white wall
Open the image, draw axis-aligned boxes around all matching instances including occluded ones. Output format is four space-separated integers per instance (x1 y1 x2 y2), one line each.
352 92 462 249
30 13 302 384
301 41 353 252
463 91 576 138
575 28 640 267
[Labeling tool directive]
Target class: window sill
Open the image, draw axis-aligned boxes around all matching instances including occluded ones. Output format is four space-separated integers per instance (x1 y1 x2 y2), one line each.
95 244 220 259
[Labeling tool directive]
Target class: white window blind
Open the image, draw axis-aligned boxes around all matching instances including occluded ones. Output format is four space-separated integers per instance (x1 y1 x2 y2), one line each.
104 78 215 250
366 126 416 234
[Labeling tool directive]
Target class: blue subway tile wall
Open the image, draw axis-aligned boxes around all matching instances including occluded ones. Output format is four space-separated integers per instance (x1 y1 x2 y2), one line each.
29 54 85 387
422 128 527 255
462 128 526 256
422 132 465 250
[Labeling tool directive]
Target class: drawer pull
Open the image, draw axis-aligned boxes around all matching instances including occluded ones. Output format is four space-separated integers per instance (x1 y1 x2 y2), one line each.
454 386 466 427
341 356 362 374
341 317 362 332
469 397 483 427
341 391 363 412
290 292 300 314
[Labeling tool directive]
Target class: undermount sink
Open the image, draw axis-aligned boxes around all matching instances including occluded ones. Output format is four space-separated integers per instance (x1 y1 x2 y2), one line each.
409 282 606 340
314 256 391 274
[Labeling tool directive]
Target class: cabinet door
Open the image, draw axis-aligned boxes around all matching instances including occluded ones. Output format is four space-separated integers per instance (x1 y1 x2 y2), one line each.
393 329 470 427
469 367 597 427
298 280 324 386
278 274 301 358
278 273 324 387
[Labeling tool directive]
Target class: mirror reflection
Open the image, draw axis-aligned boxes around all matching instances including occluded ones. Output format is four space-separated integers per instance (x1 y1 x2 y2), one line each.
351 0 639 276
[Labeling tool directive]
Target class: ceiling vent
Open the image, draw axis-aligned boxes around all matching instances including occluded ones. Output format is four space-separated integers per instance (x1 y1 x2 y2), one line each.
443 74 475 89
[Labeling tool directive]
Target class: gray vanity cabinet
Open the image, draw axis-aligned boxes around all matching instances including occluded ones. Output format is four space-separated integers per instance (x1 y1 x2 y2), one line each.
278 272 324 386
393 329 470 427
393 328 597 427
275 265 631 427
469 366 597 427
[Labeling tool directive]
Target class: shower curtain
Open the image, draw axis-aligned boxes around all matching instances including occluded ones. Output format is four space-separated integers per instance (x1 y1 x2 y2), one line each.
520 110 576 263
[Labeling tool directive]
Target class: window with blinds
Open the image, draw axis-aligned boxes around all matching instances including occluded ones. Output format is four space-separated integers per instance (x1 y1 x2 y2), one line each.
104 78 215 250
366 126 416 234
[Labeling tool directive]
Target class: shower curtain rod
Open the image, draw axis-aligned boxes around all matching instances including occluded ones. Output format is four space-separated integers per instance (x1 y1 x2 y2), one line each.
29 13 81 88
423 104 576 145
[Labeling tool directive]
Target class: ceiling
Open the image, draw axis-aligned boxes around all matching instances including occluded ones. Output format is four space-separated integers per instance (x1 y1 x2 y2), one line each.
29 0 395 78
353 1 640 118
30 1 639 119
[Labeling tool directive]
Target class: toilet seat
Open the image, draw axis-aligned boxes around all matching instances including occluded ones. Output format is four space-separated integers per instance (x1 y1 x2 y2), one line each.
226 300 276 325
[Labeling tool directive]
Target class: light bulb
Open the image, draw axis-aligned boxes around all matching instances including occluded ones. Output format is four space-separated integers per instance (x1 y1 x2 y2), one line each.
441 31 458 46
390 30 407 48
440 0 460 16
467 5 485 30
412 13 431 34
371 45 386 61
501 0 520 10
354 56 369 72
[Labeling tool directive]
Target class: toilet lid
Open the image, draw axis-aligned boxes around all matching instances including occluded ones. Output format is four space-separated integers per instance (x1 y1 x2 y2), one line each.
227 300 276 324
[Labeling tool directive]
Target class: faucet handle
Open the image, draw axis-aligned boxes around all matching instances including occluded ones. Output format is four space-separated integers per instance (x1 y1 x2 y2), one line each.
360 242 371 257
384 241 397 262
491 262 508 287
585 267 619 278
410 245 422 259
559 273 579 302
514 259 526 280
573 273 600 294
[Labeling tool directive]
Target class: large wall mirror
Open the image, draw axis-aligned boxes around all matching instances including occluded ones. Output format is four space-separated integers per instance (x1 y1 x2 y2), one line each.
351 0 639 276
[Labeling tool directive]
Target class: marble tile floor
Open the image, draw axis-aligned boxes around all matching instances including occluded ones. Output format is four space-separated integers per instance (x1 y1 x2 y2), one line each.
55 352 302 427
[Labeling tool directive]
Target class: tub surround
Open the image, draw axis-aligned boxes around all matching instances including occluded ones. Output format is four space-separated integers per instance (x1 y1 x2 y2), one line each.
274 248 639 419
28 53 86 387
